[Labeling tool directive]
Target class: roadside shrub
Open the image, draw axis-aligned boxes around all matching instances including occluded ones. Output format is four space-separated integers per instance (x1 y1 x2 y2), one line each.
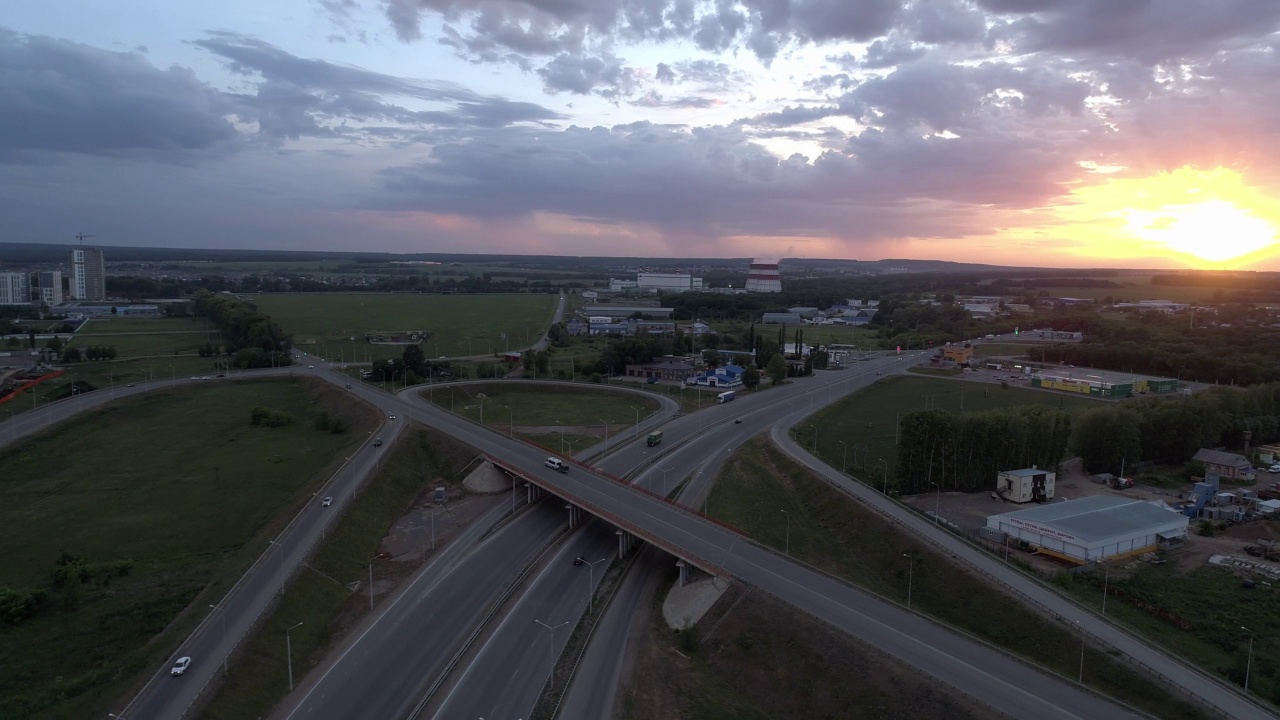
1198 520 1215 537
0 587 44 624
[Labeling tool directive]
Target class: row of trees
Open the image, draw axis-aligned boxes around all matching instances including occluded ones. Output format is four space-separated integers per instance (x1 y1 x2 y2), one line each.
193 291 291 368
1071 382 1280 474
61 345 117 362
895 406 1073 494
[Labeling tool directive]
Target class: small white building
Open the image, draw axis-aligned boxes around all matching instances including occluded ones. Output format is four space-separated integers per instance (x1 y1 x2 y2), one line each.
997 468 1055 503
986 496 1188 565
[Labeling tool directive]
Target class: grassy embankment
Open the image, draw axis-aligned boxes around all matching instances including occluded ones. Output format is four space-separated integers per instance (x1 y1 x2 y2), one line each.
0 378 373 720
699 437 1207 719
199 425 482 720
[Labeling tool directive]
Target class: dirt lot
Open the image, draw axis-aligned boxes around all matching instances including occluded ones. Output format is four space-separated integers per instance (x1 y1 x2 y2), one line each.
900 458 1280 576
623 581 1000 720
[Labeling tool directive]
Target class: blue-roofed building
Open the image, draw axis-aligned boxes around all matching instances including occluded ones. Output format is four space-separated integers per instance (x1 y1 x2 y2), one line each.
686 363 745 388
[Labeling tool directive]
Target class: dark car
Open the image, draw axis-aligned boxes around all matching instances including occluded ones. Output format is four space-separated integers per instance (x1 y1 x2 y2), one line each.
373 438 383 447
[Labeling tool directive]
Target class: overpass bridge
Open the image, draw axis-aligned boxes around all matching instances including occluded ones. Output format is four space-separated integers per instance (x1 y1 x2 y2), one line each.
485 452 1148 720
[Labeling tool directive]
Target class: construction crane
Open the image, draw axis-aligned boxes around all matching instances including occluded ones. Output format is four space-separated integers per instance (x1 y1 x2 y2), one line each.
75 233 96 245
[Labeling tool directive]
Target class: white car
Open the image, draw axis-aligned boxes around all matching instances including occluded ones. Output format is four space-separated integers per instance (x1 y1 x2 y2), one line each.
322 496 333 507
388 414 397 420
1269 464 1280 474
171 656 192 676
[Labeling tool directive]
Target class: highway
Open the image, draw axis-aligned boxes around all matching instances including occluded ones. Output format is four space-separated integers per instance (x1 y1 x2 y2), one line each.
3 329 1266 719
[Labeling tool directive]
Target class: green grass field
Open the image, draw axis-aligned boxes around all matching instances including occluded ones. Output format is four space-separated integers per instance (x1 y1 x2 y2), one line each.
200 425 480 720
704 438 1205 719
802 375 1105 482
67 331 214 357
419 383 663 430
78 317 214 335
1058 564 1280 704
249 293 559 361
0 379 375 720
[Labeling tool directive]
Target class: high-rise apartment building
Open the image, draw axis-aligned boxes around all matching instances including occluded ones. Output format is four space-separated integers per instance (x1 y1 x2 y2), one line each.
37 270 64 306
0 272 31 305
69 248 106 301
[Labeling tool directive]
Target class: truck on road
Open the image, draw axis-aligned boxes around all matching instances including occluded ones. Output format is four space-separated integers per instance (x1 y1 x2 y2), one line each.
716 391 735 404
646 431 663 446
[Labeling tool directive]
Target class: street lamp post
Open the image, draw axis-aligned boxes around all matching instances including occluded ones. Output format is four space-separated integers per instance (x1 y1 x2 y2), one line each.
286 621 304 691
1101 564 1109 615
902 553 913 609
879 458 889 494
208 604 228 674
368 556 379 610
504 406 514 438
584 557 609 612
631 405 640 438
931 481 941 523
168 363 174 383
556 419 566 455
658 466 675 495
1242 626 1254 693
534 619 572 686
837 440 847 473
781 509 790 556
1075 621 1085 683
268 539 285 595
598 419 609 454
807 424 817 453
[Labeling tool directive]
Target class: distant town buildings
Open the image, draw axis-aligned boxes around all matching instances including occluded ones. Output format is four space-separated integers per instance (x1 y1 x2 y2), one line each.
69 248 106 301
745 260 782 292
37 270 63 306
0 272 30 305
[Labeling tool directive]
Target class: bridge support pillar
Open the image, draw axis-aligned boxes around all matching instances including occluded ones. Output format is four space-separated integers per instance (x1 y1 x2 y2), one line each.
616 529 638 558
526 482 541 504
566 503 585 529
676 559 689 587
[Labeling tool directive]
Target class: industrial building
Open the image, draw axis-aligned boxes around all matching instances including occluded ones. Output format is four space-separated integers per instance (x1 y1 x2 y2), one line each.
745 260 782 293
1030 368 1177 397
986 496 1188 565
996 467 1055 503
0 272 30 305
637 272 702 294
582 305 673 319
69 248 106 301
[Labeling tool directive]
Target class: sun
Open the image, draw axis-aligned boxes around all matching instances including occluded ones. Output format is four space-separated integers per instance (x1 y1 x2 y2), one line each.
1122 199 1277 264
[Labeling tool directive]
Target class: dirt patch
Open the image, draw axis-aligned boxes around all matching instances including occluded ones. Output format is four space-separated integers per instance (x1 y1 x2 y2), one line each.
624 581 1000 720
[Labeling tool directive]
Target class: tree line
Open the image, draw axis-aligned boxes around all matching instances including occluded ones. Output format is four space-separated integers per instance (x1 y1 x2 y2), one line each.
894 406 1073 494
193 290 291 368
1070 382 1280 475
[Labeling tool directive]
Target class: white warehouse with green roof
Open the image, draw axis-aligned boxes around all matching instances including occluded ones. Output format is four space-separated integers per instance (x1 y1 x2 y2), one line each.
985 496 1188 565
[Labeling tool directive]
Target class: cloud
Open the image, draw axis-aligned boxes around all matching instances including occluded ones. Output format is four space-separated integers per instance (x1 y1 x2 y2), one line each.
193 33 564 138
0 27 238 161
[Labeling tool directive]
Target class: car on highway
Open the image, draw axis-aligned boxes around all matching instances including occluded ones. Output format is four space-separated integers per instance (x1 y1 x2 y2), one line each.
388 414 397 419
345 384 352 389
573 556 584 566
322 496 333 506
308 365 315 368
170 657 191 676
734 419 742 424
373 437 383 447
544 457 568 473
1270 464 1280 474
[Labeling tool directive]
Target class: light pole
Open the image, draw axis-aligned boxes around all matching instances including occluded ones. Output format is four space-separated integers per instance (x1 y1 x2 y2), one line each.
1075 621 1085 683
931 481 941 523
658 466 675 495
879 458 889 494
584 556 609 612
168 363 174 383
286 621 303 691
807 424 817 453
1242 626 1254 693
630 405 640 438
837 440 847 473
534 619 572 685
902 553 913 609
208 603 228 674
268 539 285 595
598 418 609 454
504 405 514 438
781 509 790 556
556 419 566 455
368 556 379 610
1101 564 1109 615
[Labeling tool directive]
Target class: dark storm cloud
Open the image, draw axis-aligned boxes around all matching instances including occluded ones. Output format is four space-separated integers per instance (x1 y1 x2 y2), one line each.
372 112 1078 242
981 0 1280 64
194 33 563 137
0 27 237 160
537 52 639 96
861 38 926 69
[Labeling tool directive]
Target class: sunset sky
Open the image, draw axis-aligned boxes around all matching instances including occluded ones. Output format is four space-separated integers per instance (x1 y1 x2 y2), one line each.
3 1 1279 270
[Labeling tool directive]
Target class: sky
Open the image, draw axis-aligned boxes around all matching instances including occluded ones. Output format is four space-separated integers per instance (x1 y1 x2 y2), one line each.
3 0 1280 270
